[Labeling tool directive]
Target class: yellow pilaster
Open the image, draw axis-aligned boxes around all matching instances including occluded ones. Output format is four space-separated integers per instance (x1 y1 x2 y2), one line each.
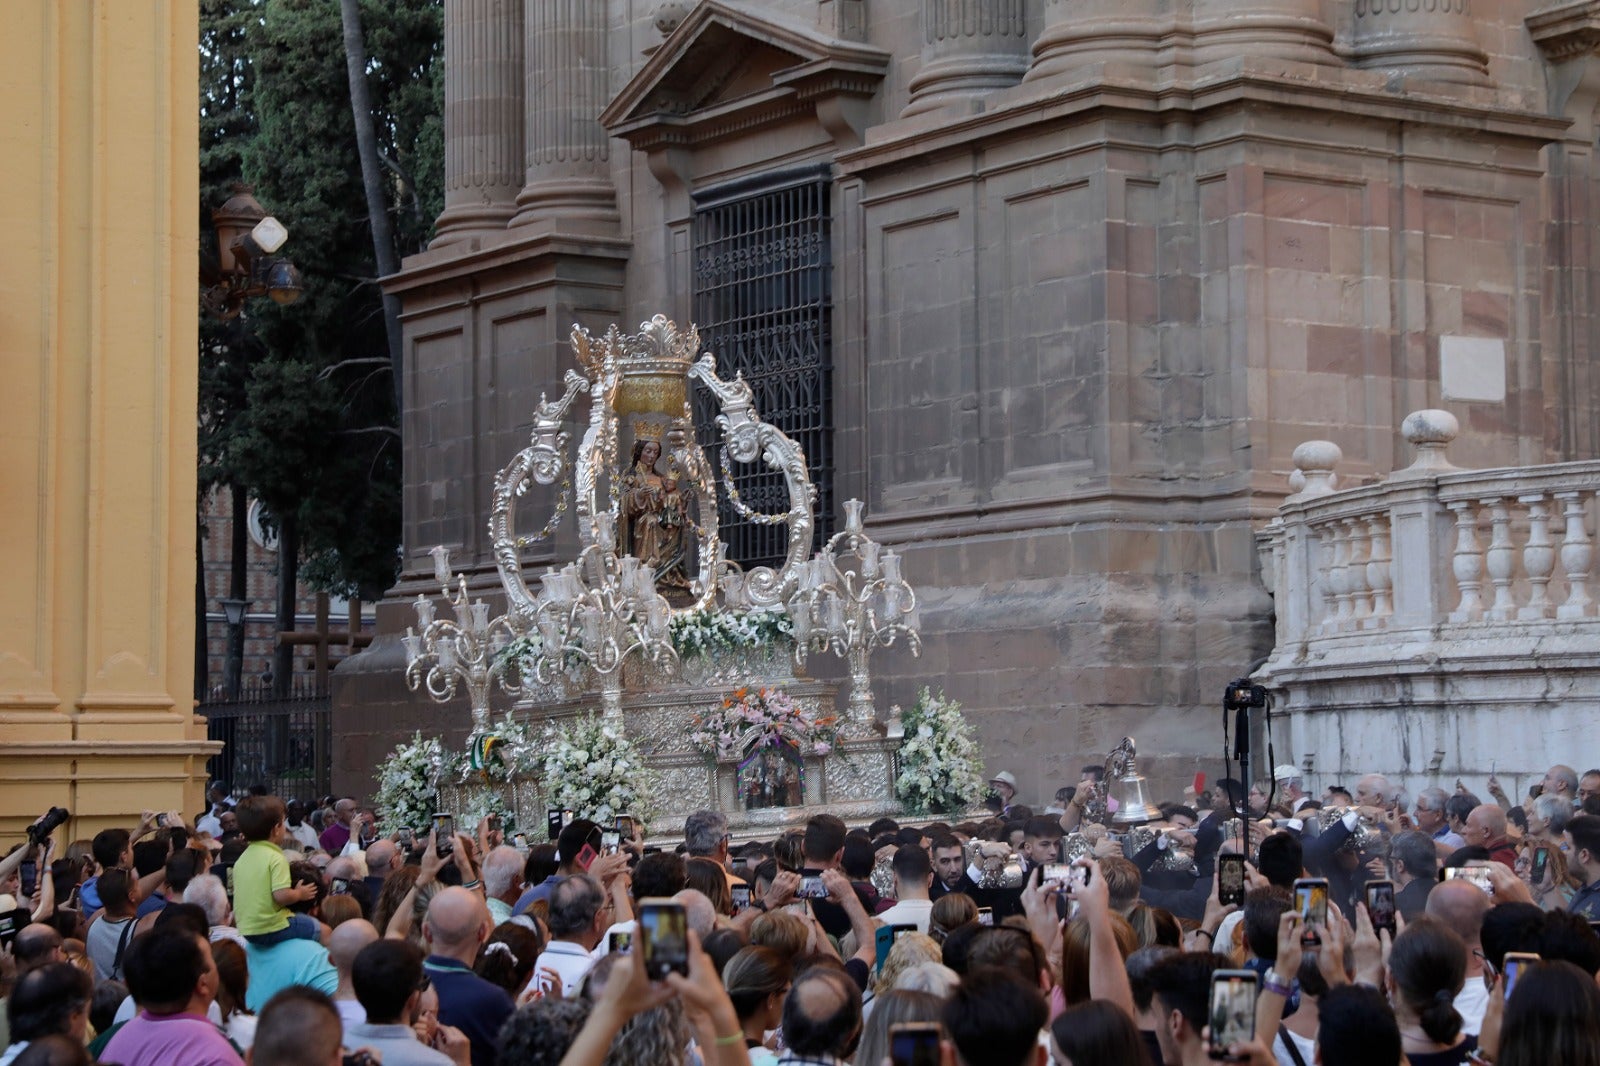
0 1 216 840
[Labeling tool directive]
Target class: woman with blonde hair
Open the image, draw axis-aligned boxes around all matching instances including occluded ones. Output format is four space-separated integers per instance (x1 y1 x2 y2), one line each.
749 909 809 964
1058 912 1138 1006
872 932 942 999
929 892 977 944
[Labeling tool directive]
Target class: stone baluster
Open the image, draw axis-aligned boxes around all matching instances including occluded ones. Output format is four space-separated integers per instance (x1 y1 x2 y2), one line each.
1481 498 1517 622
1326 521 1354 631
1192 0 1336 68
1343 517 1373 627
433 0 525 244
1556 491 1594 620
511 0 618 229
1518 493 1555 620
1023 0 1162 86
1348 0 1489 86
1447 501 1484 623
1365 515 1393 627
903 0 1030 117
1314 523 1338 634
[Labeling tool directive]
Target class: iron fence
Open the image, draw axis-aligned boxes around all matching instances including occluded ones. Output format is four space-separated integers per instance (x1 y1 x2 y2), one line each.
198 680 331 804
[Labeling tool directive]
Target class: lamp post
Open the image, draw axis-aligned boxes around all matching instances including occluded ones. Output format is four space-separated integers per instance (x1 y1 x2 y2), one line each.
202 184 303 320
219 597 249 700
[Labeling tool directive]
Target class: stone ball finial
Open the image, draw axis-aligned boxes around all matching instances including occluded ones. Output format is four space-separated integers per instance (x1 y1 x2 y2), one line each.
1290 440 1342 499
654 1 690 36
1396 409 1459 478
1401 408 1459 447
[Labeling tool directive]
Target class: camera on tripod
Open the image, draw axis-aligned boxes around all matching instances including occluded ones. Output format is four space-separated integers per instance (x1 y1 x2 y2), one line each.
1223 679 1267 711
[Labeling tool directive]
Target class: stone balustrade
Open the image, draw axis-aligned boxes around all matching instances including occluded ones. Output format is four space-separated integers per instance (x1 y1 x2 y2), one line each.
1259 411 1600 658
1256 411 1600 799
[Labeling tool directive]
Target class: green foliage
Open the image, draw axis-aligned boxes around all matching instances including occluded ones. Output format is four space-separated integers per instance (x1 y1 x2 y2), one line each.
198 0 441 598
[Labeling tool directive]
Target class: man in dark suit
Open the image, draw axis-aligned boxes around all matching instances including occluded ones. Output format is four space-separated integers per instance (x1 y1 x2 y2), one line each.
1389 829 1437 921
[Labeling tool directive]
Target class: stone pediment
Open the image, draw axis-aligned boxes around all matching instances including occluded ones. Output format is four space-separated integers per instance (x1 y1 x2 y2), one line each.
600 0 888 151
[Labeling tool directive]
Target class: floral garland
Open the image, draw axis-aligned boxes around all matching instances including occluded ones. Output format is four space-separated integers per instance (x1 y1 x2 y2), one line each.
669 607 794 661
497 632 590 687
690 686 838 762
372 732 446 834
895 687 985 815
539 714 658 825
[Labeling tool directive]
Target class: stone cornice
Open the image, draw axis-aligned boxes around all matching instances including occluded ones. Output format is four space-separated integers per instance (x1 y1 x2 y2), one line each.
839 65 1568 176
1528 1 1600 60
383 231 632 297
600 0 889 152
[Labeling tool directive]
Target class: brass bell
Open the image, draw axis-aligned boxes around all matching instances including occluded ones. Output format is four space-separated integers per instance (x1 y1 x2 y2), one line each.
1107 736 1163 826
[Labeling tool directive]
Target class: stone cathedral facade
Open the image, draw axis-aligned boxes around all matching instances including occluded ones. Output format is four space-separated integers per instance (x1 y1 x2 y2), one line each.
332 0 1600 802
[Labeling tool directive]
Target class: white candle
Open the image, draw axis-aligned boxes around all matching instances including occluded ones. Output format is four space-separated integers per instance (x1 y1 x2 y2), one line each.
430 544 451 585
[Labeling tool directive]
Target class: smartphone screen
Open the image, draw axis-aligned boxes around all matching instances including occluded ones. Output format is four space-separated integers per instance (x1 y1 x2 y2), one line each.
1209 970 1260 1058
1365 880 1397 938
432 813 455 855
608 930 633 955
573 843 598 872
616 815 635 838
397 828 414 849
19 861 36 899
1294 878 1328 945
639 899 689 979
330 878 350 896
977 907 993 926
512 833 528 851
730 884 751 913
1503 952 1539 999
889 1022 943 1066
1041 862 1071 885
547 809 564 841
1441 866 1494 896
600 831 621 857
874 924 897 973
0 909 21 950
797 872 828 899
1530 847 1550 885
1219 855 1246 907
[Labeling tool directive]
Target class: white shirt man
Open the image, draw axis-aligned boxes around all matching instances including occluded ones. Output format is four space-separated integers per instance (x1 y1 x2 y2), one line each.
531 874 608 996
873 846 934 934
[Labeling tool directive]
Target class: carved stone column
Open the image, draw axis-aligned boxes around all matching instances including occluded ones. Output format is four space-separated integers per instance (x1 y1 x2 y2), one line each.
1023 0 1163 85
1192 0 1336 67
511 0 619 229
903 0 1030 117
1348 0 1489 85
433 0 524 245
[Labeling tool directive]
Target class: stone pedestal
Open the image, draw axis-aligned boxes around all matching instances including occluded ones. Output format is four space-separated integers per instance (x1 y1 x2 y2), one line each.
433 0 524 245
903 0 1030 117
509 644 905 839
1347 0 1489 85
511 0 619 230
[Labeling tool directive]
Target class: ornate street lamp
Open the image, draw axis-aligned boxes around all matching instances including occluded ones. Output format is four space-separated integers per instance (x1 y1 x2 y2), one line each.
202 184 303 319
218 597 250 700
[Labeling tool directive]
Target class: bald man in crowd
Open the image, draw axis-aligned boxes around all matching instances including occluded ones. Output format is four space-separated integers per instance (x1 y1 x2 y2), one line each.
1427 879 1493 1034
1544 764 1581 809
1463 804 1517 868
0 925 66 1049
422 887 512 1066
328 918 379 1028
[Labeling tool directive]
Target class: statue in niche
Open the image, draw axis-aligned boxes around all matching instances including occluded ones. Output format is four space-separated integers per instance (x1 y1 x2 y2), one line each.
739 740 804 810
621 425 690 591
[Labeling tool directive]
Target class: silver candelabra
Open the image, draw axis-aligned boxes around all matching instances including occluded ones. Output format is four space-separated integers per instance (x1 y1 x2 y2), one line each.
403 545 524 737
786 498 921 727
525 509 679 721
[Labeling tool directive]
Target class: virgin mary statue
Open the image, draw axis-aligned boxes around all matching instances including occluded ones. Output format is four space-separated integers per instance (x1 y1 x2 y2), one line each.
620 433 690 589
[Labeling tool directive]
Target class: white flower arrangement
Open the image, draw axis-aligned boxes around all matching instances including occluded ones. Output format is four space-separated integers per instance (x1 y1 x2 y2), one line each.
373 732 446 833
669 606 794 660
539 714 659 825
895 688 985 815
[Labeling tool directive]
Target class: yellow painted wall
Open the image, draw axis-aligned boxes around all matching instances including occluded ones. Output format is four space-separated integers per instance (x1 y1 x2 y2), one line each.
0 1 215 841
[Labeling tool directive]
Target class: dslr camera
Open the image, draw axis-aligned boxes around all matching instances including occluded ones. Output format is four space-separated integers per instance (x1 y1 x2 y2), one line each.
28 808 70 846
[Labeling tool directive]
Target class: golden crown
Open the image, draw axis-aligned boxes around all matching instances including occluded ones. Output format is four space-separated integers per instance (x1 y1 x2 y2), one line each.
630 416 669 443
570 315 702 417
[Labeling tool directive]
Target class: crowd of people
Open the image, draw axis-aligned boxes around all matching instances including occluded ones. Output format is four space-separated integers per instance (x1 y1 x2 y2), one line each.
4 761 1600 1066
